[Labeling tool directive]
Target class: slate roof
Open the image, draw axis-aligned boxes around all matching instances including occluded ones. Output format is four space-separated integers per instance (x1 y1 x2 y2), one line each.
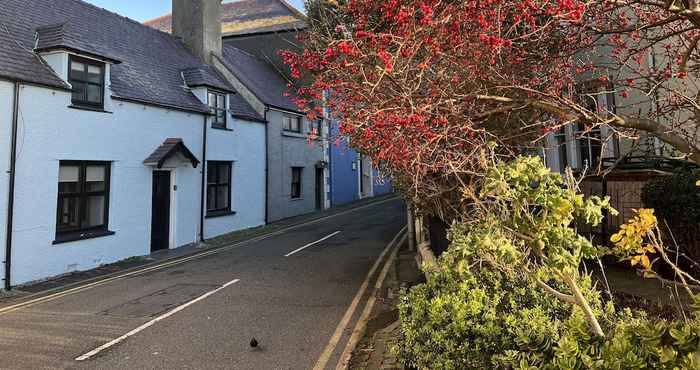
143 138 200 168
181 66 235 92
35 22 121 63
219 43 300 113
0 0 235 114
145 0 307 37
229 93 266 122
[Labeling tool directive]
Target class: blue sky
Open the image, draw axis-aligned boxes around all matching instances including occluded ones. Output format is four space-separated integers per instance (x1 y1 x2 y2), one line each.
84 0 305 22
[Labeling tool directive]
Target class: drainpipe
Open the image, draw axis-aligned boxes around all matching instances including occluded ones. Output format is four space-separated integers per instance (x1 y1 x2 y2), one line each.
4 82 20 290
264 107 270 224
327 120 333 208
199 114 208 243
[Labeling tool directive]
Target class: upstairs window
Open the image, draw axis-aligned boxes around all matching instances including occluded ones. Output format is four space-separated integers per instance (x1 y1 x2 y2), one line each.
312 119 323 136
208 92 227 129
56 161 110 236
69 56 105 109
283 115 302 133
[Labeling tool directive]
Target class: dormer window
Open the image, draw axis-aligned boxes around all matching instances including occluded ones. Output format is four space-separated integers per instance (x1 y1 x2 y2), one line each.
68 56 105 109
208 91 227 129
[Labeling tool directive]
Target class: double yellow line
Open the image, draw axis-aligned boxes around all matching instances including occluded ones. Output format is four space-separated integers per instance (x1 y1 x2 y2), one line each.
0 196 401 317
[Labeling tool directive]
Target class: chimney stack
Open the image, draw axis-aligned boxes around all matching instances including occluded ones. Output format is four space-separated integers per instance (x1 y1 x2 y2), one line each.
172 0 222 64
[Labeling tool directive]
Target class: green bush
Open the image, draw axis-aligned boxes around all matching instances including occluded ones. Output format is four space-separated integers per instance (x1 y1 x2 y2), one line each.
397 158 700 370
641 168 700 276
397 228 700 370
641 168 700 227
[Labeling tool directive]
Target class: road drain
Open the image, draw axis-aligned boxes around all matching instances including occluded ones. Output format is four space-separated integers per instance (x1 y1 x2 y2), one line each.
100 284 219 318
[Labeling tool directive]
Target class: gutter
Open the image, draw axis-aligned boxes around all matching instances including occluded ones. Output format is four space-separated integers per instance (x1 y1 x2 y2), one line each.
264 107 270 224
199 115 208 243
4 82 20 290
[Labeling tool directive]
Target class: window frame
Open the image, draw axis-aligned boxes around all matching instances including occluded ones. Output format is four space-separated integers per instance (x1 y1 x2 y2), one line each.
206 161 233 216
291 167 303 199
208 91 227 129
68 55 105 109
56 160 111 237
283 115 303 133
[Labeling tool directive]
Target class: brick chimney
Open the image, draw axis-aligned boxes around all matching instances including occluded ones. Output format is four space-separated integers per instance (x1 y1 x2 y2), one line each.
172 0 222 64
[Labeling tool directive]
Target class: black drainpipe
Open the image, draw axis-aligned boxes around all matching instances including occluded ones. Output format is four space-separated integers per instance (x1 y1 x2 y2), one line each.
199 114 208 243
5 82 20 291
264 107 270 224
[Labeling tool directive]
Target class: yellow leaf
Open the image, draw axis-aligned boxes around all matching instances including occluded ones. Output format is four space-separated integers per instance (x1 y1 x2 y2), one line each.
631 255 640 266
641 254 651 269
610 233 623 243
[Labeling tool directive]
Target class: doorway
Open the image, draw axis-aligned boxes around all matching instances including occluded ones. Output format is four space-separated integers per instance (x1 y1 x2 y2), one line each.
315 168 324 210
151 171 171 252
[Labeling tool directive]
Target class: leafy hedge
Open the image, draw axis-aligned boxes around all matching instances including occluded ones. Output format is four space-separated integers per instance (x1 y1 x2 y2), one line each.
397 158 700 370
641 169 700 276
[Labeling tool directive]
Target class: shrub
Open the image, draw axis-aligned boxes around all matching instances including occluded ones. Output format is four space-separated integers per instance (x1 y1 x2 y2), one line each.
397 158 700 370
641 168 700 276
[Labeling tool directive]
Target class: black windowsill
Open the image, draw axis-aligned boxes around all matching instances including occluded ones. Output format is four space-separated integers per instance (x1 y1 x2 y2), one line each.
205 210 237 219
68 104 112 114
53 229 116 245
211 125 233 131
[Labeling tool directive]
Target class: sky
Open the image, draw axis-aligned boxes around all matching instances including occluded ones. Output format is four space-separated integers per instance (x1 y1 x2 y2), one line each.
84 0 306 22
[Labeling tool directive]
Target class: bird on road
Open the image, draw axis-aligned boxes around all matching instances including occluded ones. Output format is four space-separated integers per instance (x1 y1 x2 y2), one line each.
250 338 259 349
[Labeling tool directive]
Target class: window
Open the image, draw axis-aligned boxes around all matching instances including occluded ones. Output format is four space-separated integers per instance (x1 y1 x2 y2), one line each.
56 161 110 236
208 91 227 129
207 161 232 215
283 115 302 133
575 123 602 170
312 119 323 136
68 56 105 108
291 167 303 199
555 127 568 171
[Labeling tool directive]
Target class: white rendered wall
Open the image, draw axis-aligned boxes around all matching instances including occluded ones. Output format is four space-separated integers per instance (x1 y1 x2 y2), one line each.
204 117 266 238
8 83 204 285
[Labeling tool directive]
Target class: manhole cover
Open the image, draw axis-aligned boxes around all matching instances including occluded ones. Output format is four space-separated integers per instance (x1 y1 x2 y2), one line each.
100 284 218 318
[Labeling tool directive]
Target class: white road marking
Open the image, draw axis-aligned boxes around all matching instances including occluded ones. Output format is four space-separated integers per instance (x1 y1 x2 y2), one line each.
75 278 241 362
312 227 407 370
0 197 399 317
284 231 342 257
335 232 407 370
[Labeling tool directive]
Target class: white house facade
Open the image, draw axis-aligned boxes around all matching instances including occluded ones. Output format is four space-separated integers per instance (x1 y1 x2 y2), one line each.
0 0 267 287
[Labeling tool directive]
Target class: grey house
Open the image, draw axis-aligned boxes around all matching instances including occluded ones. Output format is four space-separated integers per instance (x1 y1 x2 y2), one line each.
214 45 328 222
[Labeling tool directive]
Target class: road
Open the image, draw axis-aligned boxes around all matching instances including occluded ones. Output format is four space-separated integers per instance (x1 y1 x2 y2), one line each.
0 198 406 370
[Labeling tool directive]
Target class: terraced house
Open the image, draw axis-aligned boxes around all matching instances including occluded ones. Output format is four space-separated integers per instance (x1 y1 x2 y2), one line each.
147 0 393 217
0 0 269 287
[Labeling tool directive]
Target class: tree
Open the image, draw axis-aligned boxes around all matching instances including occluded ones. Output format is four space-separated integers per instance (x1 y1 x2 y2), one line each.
285 0 700 219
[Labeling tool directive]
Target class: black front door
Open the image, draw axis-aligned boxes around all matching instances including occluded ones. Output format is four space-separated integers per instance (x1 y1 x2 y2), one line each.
315 168 323 210
151 171 170 252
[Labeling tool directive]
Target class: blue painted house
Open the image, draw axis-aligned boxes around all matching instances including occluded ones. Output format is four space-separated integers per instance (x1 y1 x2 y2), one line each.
329 122 393 206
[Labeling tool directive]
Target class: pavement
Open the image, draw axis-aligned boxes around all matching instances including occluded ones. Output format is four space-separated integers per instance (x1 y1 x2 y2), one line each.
0 197 406 370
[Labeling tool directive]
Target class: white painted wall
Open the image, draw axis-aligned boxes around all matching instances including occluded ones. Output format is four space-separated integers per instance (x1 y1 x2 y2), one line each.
8 82 205 285
204 117 266 238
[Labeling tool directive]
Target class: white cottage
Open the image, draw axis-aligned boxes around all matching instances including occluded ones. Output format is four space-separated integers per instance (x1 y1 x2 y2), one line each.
0 0 266 287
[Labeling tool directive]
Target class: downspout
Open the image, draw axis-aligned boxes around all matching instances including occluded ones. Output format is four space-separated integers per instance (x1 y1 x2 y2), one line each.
4 82 20 290
327 120 333 208
264 107 270 224
199 114 208 243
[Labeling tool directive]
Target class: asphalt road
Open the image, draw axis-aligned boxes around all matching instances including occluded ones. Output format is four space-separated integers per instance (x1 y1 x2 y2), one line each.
0 198 406 370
